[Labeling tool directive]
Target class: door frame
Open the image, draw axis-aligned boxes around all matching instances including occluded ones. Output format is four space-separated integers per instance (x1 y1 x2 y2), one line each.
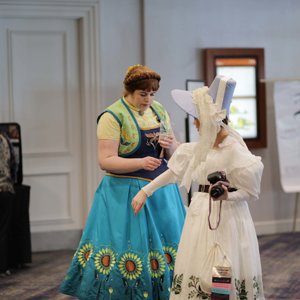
0 0 102 220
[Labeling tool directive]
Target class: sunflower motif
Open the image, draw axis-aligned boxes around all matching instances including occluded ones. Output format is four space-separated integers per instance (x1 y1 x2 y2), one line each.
118 252 143 280
163 246 177 271
148 251 166 278
95 248 116 275
77 243 93 268
143 291 149 298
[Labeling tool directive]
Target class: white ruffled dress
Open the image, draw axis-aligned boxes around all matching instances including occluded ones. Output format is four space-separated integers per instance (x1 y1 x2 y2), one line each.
168 135 265 300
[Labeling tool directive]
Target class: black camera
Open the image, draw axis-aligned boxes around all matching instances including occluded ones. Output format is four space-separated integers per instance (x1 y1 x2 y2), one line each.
207 171 237 198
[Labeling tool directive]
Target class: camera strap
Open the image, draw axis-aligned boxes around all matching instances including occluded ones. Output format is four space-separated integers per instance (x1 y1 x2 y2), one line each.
208 195 222 230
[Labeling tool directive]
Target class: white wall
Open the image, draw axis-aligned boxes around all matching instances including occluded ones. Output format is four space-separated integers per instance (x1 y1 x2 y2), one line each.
0 0 102 251
2 0 297 251
100 0 300 234
99 0 143 104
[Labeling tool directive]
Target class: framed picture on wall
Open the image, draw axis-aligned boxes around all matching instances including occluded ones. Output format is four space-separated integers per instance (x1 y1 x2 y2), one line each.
203 48 267 148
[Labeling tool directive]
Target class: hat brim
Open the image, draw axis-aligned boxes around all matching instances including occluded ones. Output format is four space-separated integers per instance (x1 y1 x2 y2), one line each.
171 89 197 118
171 75 236 118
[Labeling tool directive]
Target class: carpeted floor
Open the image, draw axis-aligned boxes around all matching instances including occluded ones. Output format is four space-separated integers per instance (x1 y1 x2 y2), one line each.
0 250 75 300
0 232 300 299
258 232 300 300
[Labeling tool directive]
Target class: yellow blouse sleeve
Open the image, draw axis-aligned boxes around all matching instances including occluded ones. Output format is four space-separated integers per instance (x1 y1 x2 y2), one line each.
97 112 120 140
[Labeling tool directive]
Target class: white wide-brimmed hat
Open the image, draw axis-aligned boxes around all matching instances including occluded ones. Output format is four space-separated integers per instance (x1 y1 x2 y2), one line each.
171 75 236 118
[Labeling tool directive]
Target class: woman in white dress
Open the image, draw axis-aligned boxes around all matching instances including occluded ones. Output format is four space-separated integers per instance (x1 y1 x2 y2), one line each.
132 75 265 300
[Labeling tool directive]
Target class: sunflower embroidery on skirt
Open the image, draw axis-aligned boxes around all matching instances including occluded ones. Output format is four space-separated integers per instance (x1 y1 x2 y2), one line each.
94 247 117 275
116 251 147 297
148 250 166 278
163 245 177 271
72 243 179 298
118 251 143 281
77 243 93 268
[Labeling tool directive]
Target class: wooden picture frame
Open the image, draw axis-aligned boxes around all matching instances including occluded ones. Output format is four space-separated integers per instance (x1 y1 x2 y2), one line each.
203 48 267 148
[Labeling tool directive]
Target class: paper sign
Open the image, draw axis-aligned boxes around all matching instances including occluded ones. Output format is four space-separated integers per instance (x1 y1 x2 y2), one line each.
273 81 300 193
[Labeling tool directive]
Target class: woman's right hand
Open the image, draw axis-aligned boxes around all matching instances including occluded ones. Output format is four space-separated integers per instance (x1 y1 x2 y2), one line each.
132 189 148 215
141 156 161 171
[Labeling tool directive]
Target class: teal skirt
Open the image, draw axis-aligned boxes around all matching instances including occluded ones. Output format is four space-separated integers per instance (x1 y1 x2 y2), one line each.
60 175 186 300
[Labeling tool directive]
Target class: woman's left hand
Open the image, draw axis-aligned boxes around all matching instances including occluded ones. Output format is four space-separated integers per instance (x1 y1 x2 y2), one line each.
132 190 148 215
158 133 180 159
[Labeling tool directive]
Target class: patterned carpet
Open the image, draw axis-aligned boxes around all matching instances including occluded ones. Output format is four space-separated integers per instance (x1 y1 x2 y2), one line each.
0 232 299 299
0 250 75 300
258 232 300 300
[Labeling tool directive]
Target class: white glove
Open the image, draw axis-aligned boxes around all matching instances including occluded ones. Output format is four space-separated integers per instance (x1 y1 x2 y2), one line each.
142 169 178 196
131 169 178 215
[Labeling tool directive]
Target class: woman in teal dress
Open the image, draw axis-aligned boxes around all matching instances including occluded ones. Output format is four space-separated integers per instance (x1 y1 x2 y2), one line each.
60 64 186 300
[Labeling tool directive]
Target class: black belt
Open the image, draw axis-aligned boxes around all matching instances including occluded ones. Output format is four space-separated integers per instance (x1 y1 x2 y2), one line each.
198 185 210 193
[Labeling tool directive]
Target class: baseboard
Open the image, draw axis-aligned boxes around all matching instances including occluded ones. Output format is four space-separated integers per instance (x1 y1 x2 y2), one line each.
31 229 82 252
255 218 299 236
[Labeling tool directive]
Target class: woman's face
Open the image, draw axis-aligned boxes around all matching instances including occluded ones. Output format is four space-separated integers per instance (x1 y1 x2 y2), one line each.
193 118 200 131
130 89 156 112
